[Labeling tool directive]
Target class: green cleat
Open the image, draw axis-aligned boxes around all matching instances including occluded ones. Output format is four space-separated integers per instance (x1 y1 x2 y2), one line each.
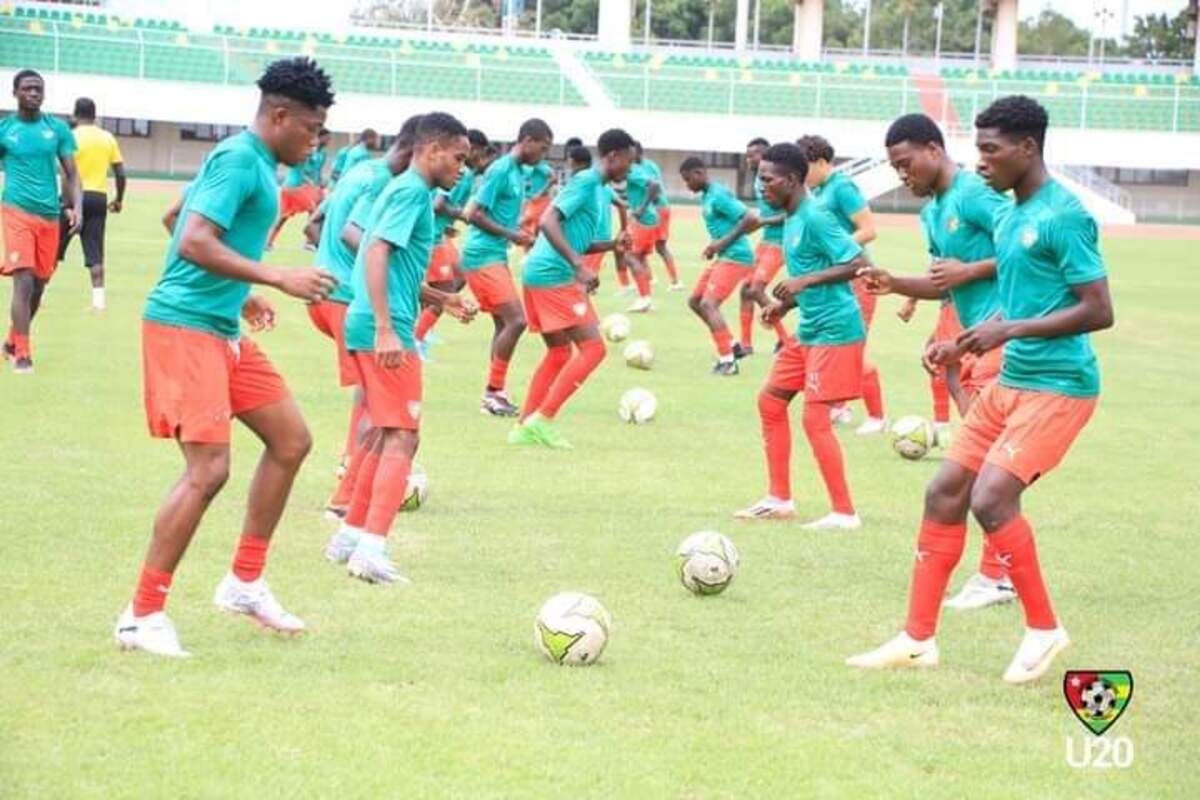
507 422 542 446
528 418 573 450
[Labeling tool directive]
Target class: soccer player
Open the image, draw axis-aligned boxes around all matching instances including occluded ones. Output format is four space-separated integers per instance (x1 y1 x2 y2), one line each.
733 143 869 530
735 137 791 356
801 134 886 435
637 142 682 290
329 113 478 584
519 154 556 241
267 127 330 248
621 147 661 312
57 96 125 312
414 127 492 353
461 118 553 417
508 128 636 450
116 58 339 657
858 112 1015 610
310 115 423 521
679 157 754 376
571 145 628 292
847 96 1114 684
330 127 378 183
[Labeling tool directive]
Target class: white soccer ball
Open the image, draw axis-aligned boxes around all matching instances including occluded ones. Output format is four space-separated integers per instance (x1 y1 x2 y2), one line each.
600 313 632 343
623 339 655 370
533 592 612 666
890 415 934 461
400 464 428 511
1081 679 1117 719
618 388 657 424
675 531 740 596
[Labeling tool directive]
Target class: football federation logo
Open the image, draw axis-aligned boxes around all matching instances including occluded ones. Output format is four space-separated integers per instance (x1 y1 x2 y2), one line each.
1020 225 1038 248
946 215 960 233
571 302 587 317
1063 670 1132 736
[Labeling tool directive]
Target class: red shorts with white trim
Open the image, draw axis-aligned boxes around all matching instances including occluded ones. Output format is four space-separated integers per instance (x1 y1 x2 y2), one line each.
691 260 752 304
426 239 460 284
766 340 864 403
352 350 423 431
2 205 60 281
306 300 357 387
523 283 598 334
464 263 519 313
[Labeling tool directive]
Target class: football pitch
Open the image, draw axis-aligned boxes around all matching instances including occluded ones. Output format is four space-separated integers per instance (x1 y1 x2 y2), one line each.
1 181 1196 798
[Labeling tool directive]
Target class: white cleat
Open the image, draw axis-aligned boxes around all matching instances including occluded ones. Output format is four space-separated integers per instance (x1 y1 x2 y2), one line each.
667 282 686 292
733 496 796 520
855 417 887 435
347 540 410 586
114 605 191 658
324 525 363 564
613 284 634 298
829 404 853 426
627 296 654 314
1002 626 1070 685
943 572 1016 610
801 512 862 531
933 421 953 447
846 631 939 670
213 573 306 634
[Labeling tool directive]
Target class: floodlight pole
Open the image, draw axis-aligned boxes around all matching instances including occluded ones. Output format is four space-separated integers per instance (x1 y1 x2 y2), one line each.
974 1 984 64
934 3 944 64
863 0 872 57
644 0 652 46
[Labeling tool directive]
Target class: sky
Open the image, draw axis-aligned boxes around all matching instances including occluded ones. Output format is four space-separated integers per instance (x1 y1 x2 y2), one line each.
1021 0 1188 37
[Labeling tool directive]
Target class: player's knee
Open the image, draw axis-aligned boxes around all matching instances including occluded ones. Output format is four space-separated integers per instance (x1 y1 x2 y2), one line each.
699 298 719 315
924 469 971 519
968 481 1017 531
271 423 313 468
189 453 231 498
687 295 702 314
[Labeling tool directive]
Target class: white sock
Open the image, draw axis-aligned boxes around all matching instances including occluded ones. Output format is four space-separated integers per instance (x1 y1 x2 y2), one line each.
719 354 734 364
357 532 387 553
92 287 105 309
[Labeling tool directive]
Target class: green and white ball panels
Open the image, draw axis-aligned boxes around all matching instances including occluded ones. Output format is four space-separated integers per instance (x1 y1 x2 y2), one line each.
534 592 612 666
618 387 657 424
676 531 740 596
889 415 934 461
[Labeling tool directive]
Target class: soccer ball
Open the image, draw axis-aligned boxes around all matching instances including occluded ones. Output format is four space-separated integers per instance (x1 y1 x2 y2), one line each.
400 464 428 511
623 339 655 370
675 531 740 596
600 313 632 343
618 388 657 424
533 592 612 666
1081 679 1117 719
890 415 934 461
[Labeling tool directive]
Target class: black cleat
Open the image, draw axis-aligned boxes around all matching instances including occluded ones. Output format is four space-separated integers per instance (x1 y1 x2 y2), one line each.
711 359 740 376
732 343 754 360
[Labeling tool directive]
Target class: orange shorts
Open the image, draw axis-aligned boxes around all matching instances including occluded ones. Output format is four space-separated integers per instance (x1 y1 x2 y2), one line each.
692 260 753 304
581 251 605 272
521 194 551 237
280 185 321 218
306 300 357 387
142 321 290 444
426 239 459 284
2 205 60 281
959 346 1003 398
656 207 671 241
852 278 877 328
352 350 423 431
751 242 784 285
946 383 1097 485
524 283 598 334
767 339 864 403
464 263 518 313
933 301 963 342
628 220 658 256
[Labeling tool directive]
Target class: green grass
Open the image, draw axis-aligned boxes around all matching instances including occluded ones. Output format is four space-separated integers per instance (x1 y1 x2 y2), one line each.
1 183 1196 798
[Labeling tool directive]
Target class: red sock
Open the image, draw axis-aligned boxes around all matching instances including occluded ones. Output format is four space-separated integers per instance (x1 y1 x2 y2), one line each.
616 265 630 287
540 338 605 419
231 533 269 582
364 451 412 537
978 538 1007 580
132 565 173 616
633 269 651 298
861 362 884 419
487 357 510 393
738 306 753 348
802 402 854 514
331 421 370 509
345 449 381 528
759 391 792 501
931 370 951 423
904 519 967 640
12 333 30 360
663 255 679 283
521 344 571 420
712 326 733 358
772 320 790 345
341 400 366 464
414 307 441 343
988 515 1057 630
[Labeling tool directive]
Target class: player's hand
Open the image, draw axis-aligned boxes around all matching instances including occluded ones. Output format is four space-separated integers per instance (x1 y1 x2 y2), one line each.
512 230 535 248
374 327 405 369
923 340 961 374
857 266 893 295
107 199 123 214
241 294 277 332
761 301 787 326
957 318 1011 355
615 231 632 255
701 243 718 261
896 296 918 323
576 266 600 295
275 267 337 303
772 277 807 303
930 258 970 290
64 207 81 235
443 293 478 324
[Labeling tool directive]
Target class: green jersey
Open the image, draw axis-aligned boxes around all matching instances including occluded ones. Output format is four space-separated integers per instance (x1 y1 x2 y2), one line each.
701 180 753 265
523 160 554 199
994 180 1107 397
463 153 525 269
643 158 669 209
316 157 391 305
753 176 784 246
344 168 435 352
0 113 76 218
434 166 476 244
782 198 865 346
812 170 866 237
624 162 660 226
919 169 1008 328
523 167 605 288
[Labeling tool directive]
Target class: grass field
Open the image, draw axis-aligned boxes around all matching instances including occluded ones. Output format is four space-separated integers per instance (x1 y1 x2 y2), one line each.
1 181 1197 798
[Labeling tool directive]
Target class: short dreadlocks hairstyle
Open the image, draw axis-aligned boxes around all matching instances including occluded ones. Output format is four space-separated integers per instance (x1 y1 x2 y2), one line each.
257 57 335 110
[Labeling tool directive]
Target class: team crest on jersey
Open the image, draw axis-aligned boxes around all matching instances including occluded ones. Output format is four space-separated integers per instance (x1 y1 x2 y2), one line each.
1020 225 1039 248
407 400 422 420
946 216 960 233
571 302 587 317
43 129 55 139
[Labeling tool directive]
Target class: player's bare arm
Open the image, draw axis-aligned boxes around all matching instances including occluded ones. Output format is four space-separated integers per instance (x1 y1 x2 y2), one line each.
958 278 1113 354
930 257 996 291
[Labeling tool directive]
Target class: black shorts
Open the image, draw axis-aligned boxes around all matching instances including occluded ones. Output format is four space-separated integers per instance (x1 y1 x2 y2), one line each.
59 191 108 267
